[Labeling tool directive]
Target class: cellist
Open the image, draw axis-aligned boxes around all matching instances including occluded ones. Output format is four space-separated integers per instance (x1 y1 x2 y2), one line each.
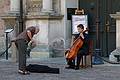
65 24 89 70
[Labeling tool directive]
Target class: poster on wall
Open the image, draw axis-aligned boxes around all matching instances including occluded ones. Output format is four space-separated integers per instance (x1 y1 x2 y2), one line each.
72 15 88 34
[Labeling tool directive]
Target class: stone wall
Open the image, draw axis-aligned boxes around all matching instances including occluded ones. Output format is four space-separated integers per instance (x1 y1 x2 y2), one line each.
0 0 10 49
0 0 10 32
0 0 66 59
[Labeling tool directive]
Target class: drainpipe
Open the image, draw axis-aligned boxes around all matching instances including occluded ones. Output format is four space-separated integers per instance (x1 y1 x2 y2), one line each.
92 0 104 65
19 0 24 34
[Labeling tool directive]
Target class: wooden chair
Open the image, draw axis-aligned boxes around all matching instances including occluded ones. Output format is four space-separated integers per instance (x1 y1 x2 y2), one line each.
80 40 93 68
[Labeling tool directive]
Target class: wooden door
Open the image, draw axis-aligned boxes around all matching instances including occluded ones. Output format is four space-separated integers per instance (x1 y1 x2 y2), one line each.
79 0 120 56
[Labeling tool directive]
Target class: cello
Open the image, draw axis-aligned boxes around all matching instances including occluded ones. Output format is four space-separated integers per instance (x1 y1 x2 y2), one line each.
65 29 88 60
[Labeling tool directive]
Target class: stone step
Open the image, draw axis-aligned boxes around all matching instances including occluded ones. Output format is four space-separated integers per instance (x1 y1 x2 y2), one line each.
30 51 49 58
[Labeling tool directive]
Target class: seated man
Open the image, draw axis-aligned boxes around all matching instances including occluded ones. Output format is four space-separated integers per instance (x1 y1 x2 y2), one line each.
65 24 89 70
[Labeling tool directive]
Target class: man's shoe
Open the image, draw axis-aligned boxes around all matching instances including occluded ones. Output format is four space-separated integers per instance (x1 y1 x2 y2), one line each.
75 66 79 70
65 66 75 69
18 70 30 75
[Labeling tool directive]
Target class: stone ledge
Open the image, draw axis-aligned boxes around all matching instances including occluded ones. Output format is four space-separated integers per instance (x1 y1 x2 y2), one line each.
110 12 120 19
1 13 64 20
26 14 64 20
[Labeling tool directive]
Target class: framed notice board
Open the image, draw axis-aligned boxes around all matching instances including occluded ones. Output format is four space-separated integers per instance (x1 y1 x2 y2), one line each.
72 15 88 34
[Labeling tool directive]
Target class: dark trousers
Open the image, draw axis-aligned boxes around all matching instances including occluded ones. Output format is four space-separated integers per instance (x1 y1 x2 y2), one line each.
76 52 83 67
67 51 84 67
15 39 28 71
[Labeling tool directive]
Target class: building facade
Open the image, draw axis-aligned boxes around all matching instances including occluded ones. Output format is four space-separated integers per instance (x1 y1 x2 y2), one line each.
0 0 120 59
0 0 79 59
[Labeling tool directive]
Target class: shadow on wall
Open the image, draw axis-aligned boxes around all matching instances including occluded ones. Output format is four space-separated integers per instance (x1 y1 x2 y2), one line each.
49 38 65 58
0 37 6 58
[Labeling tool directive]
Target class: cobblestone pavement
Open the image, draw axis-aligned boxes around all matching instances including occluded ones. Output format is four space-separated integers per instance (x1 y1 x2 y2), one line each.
0 57 120 80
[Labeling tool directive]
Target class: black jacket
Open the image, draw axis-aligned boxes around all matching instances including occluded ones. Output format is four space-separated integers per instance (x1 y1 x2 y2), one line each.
73 32 89 55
